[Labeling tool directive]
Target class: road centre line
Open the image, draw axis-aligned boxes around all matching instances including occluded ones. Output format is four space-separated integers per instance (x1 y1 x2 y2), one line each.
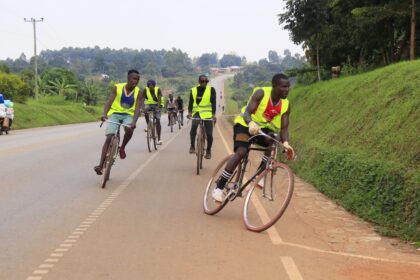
216 118 420 267
25 128 183 280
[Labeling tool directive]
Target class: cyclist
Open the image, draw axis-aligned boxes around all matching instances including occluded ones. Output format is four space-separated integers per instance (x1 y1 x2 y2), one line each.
176 95 184 125
212 73 295 202
187 74 217 159
94 69 141 175
141 79 162 145
165 93 178 126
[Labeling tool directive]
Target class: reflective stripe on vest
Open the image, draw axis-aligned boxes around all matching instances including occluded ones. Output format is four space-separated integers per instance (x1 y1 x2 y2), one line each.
145 87 160 105
108 83 139 116
234 87 289 131
192 86 212 119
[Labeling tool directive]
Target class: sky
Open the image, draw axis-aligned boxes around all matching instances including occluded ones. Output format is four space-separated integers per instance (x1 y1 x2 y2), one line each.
0 0 303 63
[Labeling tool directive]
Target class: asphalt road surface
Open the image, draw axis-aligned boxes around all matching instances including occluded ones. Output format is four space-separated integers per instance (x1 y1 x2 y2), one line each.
0 75 419 280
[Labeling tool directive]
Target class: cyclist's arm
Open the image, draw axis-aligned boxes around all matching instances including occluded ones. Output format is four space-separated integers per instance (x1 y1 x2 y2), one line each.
132 93 142 125
139 89 146 111
188 90 193 115
211 87 217 116
157 88 162 109
243 89 264 125
102 86 117 119
280 104 291 143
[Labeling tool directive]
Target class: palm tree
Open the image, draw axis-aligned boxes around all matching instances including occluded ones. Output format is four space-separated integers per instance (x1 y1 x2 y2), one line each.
82 81 99 105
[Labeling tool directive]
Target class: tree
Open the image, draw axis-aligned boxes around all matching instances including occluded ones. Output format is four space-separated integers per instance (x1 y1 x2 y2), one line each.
48 78 77 100
196 53 218 68
220 54 242 68
0 72 30 102
268 50 280 64
279 0 329 81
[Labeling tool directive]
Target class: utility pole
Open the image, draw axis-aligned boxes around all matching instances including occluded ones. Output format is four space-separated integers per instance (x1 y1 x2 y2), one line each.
24 17 44 100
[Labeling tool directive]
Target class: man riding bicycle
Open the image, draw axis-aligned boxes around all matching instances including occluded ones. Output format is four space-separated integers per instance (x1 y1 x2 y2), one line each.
165 93 178 126
94 69 141 175
141 79 163 145
187 74 217 159
176 95 184 126
212 73 295 202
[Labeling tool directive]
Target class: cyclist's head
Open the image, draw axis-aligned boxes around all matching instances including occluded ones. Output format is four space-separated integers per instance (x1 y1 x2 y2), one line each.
198 75 209 88
147 79 156 88
127 69 140 88
169 93 173 99
272 73 290 99
177 95 182 100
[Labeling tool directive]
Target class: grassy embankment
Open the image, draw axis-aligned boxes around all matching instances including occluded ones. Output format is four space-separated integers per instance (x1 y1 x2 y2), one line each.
225 61 420 243
13 96 102 129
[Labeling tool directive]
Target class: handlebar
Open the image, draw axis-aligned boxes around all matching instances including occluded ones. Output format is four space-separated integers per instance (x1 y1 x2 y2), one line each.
100 120 132 128
249 130 284 148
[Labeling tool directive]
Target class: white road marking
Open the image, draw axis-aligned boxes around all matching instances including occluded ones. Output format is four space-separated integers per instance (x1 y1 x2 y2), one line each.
216 119 420 267
25 128 184 280
280 257 304 280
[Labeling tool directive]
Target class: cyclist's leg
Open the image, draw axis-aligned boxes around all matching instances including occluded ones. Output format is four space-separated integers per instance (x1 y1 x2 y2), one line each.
256 128 273 171
95 115 118 173
215 124 250 190
154 108 162 142
204 120 213 154
119 114 134 158
190 117 199 149
180 110 184 125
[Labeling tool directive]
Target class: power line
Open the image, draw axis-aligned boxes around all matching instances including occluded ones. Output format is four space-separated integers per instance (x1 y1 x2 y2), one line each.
24 17 44 100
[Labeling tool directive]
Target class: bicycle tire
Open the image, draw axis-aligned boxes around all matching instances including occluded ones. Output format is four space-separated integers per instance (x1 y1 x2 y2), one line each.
243 162 294 232
200 128 205 169
203 154 236 215
102 136 118 188
196 126 202 175
170 113 174 133
152 121 157 150
146 120 152 152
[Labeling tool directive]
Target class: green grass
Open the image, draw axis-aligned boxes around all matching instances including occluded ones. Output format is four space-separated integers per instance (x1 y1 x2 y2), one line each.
288 61 420 242
13 96 102 129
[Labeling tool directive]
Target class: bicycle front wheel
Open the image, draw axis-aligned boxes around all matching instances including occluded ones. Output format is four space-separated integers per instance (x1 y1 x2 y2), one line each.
196 127 203 175
102 136 118 188
203 154 235 215
170 114 174 133
243 162 294 232
178 114 182 129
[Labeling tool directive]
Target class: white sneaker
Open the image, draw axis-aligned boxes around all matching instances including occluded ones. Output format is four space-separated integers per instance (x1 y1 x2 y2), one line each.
257 177 265 189
144 128 148 132
212 188 225 203
157 140 163 145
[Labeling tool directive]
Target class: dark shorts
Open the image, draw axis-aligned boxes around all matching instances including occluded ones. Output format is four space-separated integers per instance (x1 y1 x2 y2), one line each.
233 124 272 152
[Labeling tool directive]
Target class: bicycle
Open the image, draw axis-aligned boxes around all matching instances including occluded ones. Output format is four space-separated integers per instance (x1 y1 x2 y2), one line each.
168 109 177 133
189 117 214 175
145 110 159 152
203 131 294 232
177 110 183 129
99 120 130 189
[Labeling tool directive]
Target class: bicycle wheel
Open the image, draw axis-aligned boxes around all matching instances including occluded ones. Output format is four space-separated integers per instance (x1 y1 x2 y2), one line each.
178 114 182 129
203 154 237 215
102 136 118 188
170 113 174 133
200 128 206 169
152 121 157 150
243 162 294 232
146 120 152 152
196 126 203 175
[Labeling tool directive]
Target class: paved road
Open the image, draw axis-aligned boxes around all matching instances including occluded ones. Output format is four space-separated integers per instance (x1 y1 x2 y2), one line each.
0 75 419 280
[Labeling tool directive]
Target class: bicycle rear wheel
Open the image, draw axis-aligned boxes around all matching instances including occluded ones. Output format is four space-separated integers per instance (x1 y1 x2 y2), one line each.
152 121 158 150
243 162 294 232
146 121 152 152
203 154 237 215
102 136 118 188
196 127 203 175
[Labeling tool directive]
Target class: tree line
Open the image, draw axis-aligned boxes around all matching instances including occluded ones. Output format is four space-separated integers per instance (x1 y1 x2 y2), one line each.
279 0 418 80
0 47 304 104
